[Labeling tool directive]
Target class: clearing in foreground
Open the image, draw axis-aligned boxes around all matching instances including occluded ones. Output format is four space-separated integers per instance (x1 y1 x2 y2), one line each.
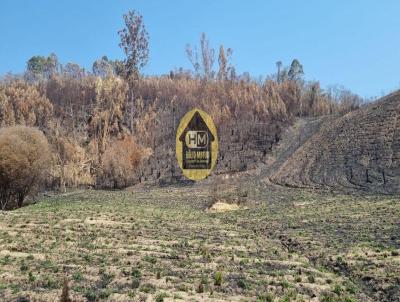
0 182 399 302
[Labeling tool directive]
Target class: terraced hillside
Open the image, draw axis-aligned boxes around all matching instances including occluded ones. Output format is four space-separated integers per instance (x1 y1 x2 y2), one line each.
272 91 400 193
0 183 399 302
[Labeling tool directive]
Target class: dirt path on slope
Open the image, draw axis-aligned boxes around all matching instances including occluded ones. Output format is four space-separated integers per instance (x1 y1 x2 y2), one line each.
261 116 337 179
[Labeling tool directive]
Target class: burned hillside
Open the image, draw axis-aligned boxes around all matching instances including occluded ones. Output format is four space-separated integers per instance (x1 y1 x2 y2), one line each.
272 91 400 193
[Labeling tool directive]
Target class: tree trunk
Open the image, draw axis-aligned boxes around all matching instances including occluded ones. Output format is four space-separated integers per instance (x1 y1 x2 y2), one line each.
60 164 66 193
17 193 25 208
130 89 134 134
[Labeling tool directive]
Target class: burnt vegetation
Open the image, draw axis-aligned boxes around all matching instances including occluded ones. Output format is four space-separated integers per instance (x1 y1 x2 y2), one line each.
1 9 399 302
272 91 400 193
0 10 363 208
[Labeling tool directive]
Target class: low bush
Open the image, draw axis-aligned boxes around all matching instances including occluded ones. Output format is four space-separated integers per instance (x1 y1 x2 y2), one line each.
214 271 223 286
0 126 51 210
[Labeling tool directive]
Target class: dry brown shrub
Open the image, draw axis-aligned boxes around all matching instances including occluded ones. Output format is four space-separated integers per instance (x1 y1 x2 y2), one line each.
0 126 52 210
100 135 142 188
53 137 93 190
0 80 53 128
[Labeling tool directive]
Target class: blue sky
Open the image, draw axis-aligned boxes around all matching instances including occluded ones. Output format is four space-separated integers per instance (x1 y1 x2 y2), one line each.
0 0 399 98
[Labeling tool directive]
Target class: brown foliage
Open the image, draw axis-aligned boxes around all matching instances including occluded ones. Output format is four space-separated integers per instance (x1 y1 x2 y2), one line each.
89 76 129 156
0 69 362 190
0 126 51 210
52 134 93 191
45 75 97 134
45 75 129 189
100 135 142 188
0 80 53 128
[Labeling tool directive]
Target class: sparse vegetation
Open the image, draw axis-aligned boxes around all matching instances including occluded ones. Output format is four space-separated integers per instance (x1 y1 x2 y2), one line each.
214 271 223 286
1 185 391 300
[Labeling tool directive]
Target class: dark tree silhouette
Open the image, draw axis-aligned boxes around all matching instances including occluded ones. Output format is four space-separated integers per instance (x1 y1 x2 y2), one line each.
288 59 304 82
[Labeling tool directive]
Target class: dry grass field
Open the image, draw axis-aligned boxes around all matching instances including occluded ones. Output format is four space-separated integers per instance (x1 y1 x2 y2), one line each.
0 180 399 302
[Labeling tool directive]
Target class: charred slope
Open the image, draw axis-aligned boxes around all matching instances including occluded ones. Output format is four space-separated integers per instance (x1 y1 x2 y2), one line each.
137 111 289 184
272 91 400 193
